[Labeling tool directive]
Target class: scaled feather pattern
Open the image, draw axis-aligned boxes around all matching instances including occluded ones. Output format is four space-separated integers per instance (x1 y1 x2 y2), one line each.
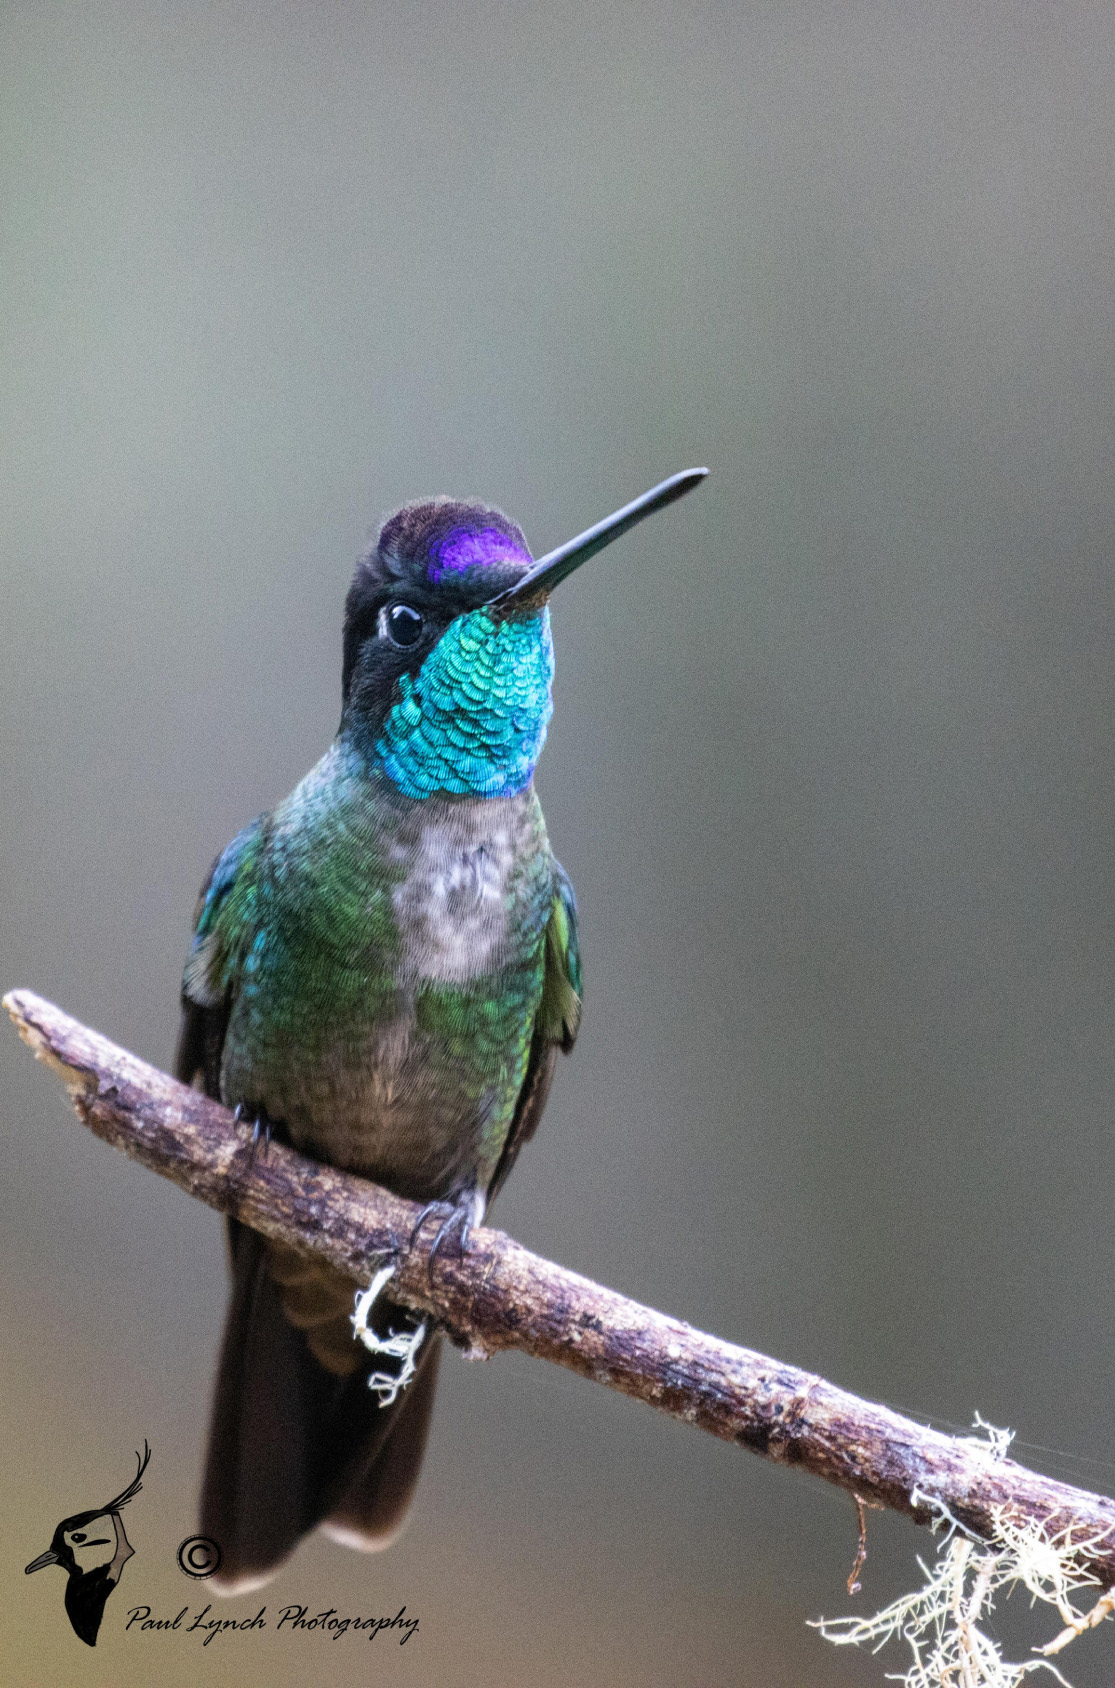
377 607 555 799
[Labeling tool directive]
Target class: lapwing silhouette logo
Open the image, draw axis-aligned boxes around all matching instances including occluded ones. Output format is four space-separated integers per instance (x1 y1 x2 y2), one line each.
25 1442 151 1646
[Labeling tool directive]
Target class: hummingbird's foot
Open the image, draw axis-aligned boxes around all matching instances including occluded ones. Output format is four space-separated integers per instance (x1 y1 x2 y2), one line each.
407 1199 450 1252
408 1189 485 1281
242 1110 273 1171
406 1201 445 1255
351 1264 428 1409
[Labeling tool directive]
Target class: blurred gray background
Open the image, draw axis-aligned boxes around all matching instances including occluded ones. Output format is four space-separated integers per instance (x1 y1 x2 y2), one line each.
3 2 1115 1683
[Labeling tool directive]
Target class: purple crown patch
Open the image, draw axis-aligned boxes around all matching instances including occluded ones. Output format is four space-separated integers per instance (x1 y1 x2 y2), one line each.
428 526 529 584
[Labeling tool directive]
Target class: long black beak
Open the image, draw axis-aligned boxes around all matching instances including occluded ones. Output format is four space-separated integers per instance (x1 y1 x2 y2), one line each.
488 467 708 614
25 1549 61 1573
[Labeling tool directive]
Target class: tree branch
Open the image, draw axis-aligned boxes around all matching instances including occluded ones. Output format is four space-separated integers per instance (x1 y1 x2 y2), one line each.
7 986 1115 1584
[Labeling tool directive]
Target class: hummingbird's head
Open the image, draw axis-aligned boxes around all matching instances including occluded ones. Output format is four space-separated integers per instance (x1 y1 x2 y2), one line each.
341 471 709 799
341 498 551 798
342 497 535 719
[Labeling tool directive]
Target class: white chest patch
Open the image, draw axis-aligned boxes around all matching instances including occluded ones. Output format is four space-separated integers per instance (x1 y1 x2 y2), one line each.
391 814 517 984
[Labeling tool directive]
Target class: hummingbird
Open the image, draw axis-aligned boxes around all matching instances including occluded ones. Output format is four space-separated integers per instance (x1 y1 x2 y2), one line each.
25 1443 151 1646
175 468 707 1592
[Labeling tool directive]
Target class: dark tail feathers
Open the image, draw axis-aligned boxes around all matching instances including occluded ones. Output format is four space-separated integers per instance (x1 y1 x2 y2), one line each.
201 1223 439 1593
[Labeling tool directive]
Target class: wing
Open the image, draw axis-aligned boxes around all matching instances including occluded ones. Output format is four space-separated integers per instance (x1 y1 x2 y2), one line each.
487 858 582 1205
174 817 265 1095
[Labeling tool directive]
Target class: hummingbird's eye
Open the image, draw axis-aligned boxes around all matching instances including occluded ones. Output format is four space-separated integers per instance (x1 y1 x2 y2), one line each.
381 603 424 648
71 1532 86 1542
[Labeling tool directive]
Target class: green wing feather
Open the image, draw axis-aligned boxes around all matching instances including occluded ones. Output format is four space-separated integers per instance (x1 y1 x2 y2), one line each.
487 858 582 1203
175 817 265 1093
537 861 582 1052
183 818 266 1009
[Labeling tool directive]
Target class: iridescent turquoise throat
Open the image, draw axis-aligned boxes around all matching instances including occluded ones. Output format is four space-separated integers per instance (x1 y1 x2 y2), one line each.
376 607 554 799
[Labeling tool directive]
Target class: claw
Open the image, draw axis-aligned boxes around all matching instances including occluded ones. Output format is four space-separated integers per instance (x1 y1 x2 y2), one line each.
430 1204 472 1262
424 1190 485 1281
245 1114 272 1172
408 1199 452 1254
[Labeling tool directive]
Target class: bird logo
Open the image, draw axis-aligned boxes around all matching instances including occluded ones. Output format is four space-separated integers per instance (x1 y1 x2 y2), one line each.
25 1442 151 1647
